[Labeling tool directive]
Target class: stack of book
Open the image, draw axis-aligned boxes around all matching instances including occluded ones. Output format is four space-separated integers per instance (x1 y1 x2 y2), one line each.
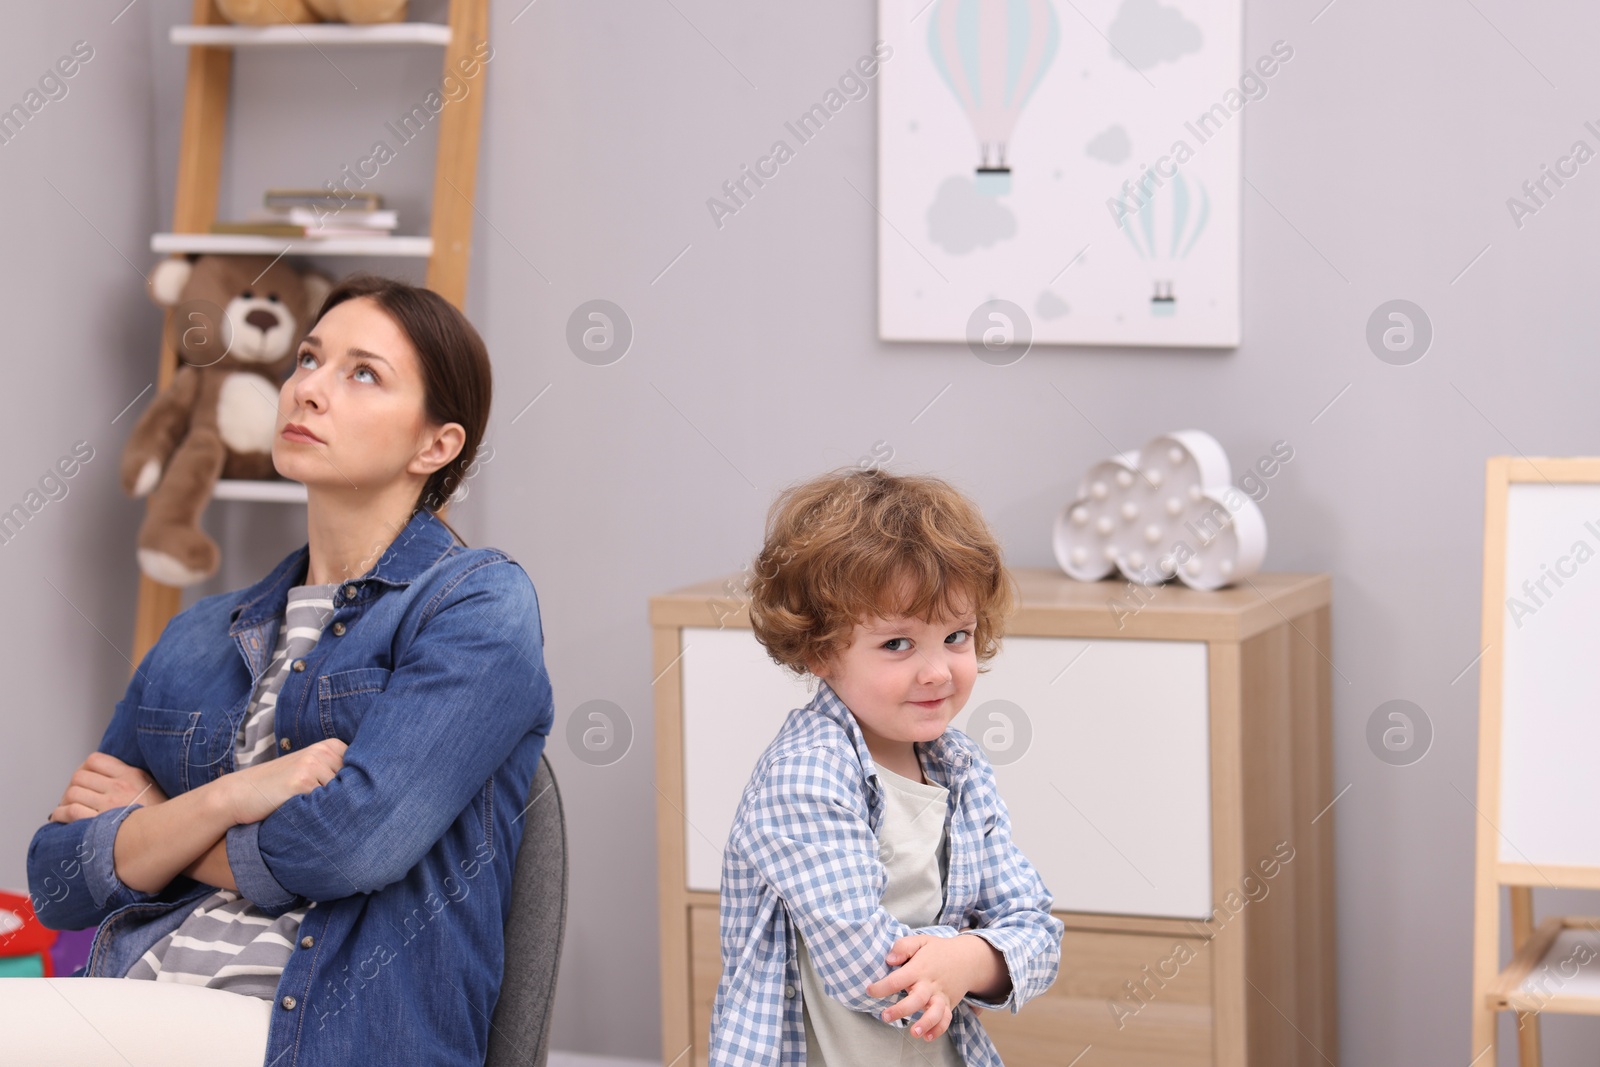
210 189 398 238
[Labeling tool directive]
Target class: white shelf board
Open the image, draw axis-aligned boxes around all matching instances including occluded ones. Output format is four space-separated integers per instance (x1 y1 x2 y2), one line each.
151 233 432 257
212 479 308 504
170 23 451 48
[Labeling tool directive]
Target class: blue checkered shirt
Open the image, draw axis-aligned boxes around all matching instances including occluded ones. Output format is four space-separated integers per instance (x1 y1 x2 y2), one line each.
710 679 1064 1066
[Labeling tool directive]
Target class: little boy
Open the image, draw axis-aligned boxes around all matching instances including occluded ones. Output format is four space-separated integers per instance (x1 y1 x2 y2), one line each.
710 468 1065 1067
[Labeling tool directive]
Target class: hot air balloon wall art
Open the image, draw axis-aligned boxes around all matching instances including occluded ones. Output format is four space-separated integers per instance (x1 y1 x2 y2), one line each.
1120 168 1210 317
877 0 1242 348
926 0 1061 198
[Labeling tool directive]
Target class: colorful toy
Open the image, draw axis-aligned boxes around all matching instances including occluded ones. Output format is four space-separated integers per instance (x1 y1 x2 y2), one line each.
0 890 59 977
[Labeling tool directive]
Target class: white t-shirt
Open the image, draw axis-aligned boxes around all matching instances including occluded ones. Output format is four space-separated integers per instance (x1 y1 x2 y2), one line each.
796 760 966 1066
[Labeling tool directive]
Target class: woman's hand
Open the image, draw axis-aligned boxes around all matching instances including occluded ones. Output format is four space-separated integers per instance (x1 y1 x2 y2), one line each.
48 752 169 824
218 738 348 825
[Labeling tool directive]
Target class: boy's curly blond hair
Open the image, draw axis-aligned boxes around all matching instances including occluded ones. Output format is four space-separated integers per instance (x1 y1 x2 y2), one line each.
746 467 1017 677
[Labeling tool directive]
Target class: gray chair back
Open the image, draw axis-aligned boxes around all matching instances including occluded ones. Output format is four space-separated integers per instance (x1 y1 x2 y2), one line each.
485 753 568 1067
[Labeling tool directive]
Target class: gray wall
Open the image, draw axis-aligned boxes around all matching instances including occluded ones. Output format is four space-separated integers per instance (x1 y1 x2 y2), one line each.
0 0 164 965
3 0 1598 1062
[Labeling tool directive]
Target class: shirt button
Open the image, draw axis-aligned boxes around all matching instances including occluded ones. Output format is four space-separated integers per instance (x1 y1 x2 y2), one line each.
292 659 306 672
280 995 297 1010
343 584 358 600
783 984 796 999
332 622 346 636
300 935 314 949
279 737 292 751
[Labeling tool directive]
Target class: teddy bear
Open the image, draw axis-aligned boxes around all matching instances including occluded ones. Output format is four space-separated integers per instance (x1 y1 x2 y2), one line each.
120 254 332 587
213 0 319 23
310 0 408 22
215 0 407 24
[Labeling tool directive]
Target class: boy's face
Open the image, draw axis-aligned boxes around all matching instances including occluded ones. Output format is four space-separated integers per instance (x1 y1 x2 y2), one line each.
809 592 979 760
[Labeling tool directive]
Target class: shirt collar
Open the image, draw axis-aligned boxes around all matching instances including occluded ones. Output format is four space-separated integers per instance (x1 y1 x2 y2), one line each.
807 677 974 787
228 507 460 633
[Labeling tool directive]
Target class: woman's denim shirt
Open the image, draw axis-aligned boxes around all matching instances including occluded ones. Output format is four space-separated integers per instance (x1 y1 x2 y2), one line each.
25 507 555 1066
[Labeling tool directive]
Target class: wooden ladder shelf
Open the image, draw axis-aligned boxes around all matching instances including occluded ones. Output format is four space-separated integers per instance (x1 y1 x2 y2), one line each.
130 0 488 668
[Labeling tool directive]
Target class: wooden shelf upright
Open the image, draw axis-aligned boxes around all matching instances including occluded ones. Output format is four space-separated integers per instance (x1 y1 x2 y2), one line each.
130 0 490 667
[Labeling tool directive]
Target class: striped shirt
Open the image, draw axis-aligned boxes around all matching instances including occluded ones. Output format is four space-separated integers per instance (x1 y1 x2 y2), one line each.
124 582 338 999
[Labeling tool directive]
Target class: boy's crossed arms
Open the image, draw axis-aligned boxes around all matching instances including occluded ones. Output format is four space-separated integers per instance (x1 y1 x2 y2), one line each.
870 931 1003 1039
730 741 1062 1044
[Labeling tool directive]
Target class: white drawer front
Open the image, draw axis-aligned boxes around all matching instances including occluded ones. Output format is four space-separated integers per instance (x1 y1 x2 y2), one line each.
964 635 1213 919
679 628 1213 919
680 626 816 892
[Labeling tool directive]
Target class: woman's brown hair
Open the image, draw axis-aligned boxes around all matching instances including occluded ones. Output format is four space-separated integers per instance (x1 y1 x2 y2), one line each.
746 467 1017 677
308 274 491 544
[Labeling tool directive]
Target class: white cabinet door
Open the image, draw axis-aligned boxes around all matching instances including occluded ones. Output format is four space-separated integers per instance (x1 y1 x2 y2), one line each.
679 628 1212 919
680 627 816 891
962 635 1212 919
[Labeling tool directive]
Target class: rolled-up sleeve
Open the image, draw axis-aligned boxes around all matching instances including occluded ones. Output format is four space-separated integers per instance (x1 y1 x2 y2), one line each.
27 804 163 931
224 819 304 915
957 754 1065 1014
227 559 554 905
26 644 164 931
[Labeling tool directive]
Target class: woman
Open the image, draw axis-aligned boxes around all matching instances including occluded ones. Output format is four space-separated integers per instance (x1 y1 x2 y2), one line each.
14 276 554 1066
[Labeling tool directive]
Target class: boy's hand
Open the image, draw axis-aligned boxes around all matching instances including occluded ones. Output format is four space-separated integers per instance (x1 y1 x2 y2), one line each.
865 932 1008 1041
49 752 169 823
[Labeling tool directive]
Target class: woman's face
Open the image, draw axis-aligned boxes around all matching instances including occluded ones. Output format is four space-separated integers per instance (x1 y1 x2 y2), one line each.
274 295 457 495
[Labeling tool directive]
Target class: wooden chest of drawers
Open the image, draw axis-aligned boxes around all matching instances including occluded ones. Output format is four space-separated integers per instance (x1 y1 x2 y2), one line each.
652 569 1336 1066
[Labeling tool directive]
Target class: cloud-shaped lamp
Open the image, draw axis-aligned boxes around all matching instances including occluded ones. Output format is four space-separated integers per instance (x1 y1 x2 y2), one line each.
1052 430 1267 590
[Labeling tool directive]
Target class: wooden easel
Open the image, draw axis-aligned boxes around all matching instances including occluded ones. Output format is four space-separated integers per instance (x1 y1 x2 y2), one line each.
1470 456 1600 1064
130 0 486 669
